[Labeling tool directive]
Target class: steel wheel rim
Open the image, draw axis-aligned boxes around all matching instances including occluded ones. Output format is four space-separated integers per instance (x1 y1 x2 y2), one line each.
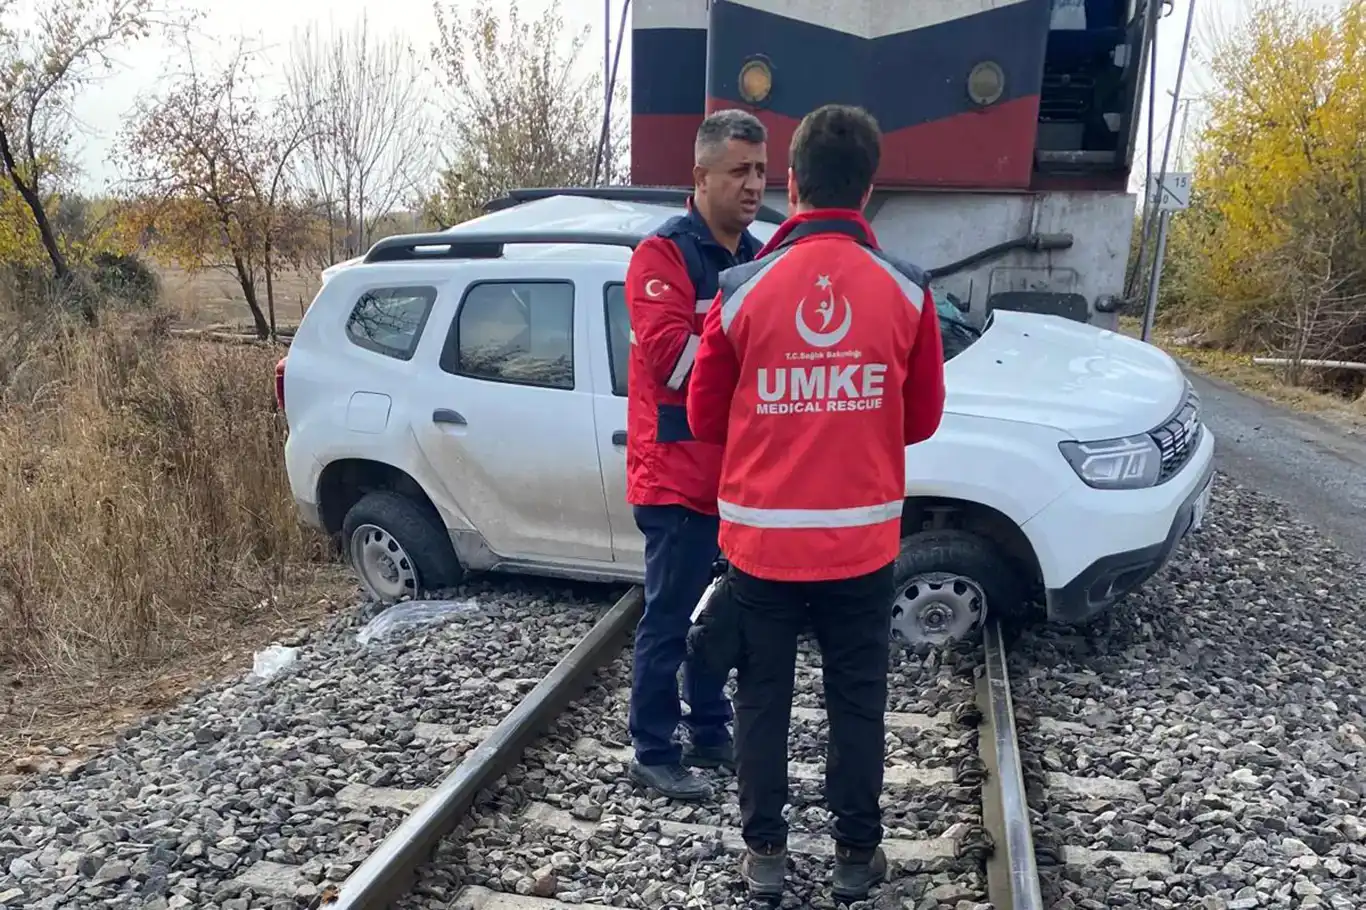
891 571 987 647
350 523 418 602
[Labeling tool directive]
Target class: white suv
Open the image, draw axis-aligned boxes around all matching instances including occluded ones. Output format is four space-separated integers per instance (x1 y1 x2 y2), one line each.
277 189 1215 648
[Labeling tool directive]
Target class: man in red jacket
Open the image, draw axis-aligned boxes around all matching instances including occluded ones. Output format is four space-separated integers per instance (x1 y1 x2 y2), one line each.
688 104 946 901
624 109 768 802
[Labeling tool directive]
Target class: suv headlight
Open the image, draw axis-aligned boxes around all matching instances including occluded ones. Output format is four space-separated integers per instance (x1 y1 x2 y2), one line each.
1058 435 1161 489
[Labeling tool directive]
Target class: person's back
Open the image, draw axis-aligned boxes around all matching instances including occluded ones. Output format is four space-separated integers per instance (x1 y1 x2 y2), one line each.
700 215 941 582
686 103 946 904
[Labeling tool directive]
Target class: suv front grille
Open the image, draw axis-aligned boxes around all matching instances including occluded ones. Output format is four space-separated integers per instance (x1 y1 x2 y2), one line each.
1150 385 1201 483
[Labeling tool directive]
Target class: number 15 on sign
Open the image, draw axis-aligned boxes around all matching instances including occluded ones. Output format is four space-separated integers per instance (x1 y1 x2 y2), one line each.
1147 172 1192 211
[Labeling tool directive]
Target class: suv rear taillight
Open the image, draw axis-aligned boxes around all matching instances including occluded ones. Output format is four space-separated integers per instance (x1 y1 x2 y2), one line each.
274 357 287 414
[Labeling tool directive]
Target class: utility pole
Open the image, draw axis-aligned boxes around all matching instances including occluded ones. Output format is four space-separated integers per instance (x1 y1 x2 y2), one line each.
1173 98 1193 170
1141 0 1197 343
603 0 612 183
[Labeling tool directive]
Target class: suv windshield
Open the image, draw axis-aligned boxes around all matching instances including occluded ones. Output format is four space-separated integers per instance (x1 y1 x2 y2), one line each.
937 293 980 361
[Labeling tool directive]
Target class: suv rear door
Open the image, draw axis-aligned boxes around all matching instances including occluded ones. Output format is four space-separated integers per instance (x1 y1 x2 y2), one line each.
589 279 646 568
409 261 614 564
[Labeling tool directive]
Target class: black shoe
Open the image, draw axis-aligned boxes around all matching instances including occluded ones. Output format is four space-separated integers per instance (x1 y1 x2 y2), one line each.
740 843 787 899
832 845 887 901
683 740 735 771
628 761 714 801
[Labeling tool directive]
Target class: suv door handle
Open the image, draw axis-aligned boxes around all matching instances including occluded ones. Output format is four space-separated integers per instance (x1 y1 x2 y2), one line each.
433 408 467 426
612 430 627 446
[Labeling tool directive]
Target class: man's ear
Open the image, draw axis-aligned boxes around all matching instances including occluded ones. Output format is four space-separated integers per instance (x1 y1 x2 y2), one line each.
692 164 708 193
787 167 798 213
859 184 874 212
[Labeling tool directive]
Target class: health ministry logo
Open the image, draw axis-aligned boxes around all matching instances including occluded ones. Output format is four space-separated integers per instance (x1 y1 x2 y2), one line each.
796 275 852 348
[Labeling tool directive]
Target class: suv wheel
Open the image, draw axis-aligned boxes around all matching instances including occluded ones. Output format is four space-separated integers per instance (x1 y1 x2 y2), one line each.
889 530 1025 651
341 491 463 603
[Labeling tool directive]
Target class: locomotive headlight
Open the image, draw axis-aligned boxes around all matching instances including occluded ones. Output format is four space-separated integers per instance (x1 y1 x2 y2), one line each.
967 60 1005 106
738 58 773 105
1059 435 1162 489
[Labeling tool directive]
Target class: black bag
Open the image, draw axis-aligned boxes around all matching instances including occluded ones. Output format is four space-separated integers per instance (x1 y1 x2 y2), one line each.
686 572 743 677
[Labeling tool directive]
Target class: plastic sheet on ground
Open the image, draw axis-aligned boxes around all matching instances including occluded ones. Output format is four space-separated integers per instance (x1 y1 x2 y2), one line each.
249 644 298 681
355 599 487 646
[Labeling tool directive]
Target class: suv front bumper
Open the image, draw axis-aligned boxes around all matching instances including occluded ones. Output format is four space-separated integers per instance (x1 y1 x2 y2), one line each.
1024 427 1216 624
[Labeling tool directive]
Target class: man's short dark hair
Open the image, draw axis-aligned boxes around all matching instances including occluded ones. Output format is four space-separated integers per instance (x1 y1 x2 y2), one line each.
695 109 768 167
789 104 881 209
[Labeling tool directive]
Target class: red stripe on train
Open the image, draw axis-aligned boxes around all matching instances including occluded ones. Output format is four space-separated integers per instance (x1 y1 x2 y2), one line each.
633 96 1041 191
706 96 1042 190
631 114 706 187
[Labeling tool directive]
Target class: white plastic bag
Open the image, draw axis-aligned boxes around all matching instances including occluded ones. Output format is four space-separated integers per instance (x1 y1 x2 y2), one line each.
250 644 298 680
355 599 485 646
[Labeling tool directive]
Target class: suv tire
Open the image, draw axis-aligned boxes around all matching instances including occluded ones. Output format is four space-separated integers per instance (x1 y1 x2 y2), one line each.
341 491 463 603
890 529 1025 651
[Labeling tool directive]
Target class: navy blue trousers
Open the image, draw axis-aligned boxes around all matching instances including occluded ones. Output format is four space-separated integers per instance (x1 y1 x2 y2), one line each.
628 504 733 766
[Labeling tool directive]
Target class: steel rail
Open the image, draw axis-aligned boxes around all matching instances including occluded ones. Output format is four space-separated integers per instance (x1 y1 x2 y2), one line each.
323 585 645 909
978 619 1044 910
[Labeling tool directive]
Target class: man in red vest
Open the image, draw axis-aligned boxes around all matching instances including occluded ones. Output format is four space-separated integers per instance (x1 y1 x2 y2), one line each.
623 109 768 802
687 104 946 902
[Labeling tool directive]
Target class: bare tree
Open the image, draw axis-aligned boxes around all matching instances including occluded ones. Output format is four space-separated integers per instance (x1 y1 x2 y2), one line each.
122 37 313 339
285 13 434 264
424 0 628 228
1263 196 1366 386
0 0 175 293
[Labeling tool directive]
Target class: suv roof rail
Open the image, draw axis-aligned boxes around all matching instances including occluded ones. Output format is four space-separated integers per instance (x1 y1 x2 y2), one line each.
482 186 788 225
362 230 645 264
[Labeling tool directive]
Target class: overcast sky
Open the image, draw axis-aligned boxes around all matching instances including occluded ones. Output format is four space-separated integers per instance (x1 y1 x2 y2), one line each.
57 0 1248 197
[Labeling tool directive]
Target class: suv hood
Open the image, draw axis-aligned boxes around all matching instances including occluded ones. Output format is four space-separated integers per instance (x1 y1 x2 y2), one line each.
946 311 1186 439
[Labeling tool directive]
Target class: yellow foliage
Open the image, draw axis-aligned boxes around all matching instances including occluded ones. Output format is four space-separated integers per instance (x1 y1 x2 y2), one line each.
0 177 132 270
1165 0 1366 352
0 182 52 267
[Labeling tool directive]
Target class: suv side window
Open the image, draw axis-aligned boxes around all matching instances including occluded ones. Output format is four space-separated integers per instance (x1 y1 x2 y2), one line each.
604 283 629 397
345 285 438 361
443 280 575 390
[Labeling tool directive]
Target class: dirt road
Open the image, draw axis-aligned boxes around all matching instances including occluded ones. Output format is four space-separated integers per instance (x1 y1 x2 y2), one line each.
1190 369 1366 561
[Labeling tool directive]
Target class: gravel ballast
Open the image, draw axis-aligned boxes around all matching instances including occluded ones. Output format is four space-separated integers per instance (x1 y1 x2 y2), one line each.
0 580 619 910
5 471 1366 910
399 639 988 910
1014 477 1366 910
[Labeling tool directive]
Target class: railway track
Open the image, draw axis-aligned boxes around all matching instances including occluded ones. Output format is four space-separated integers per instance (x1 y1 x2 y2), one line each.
221 585 1169 909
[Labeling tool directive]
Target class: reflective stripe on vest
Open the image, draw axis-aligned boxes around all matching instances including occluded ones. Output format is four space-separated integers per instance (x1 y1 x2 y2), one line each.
720 245 925 336
666 334 701 390
721 250 793 333
857 246 927 311
717 498 903 529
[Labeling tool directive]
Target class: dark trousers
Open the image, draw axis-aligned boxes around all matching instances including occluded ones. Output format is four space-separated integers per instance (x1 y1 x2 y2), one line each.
730 562 895 852
628 504 733 766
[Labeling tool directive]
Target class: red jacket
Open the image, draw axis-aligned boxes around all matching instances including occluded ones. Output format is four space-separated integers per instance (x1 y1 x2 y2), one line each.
625 204 762 515
687 210 946 582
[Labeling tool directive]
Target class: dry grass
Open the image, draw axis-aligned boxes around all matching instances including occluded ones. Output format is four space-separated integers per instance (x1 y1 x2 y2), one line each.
156 264 321 332
1120 316 1366 428
0 281 353 778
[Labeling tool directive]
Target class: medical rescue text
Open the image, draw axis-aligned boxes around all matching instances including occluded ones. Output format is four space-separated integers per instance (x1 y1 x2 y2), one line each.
756 350 887 415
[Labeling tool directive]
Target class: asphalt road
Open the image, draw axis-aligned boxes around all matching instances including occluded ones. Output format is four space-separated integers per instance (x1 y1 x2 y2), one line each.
1188 368 1366 561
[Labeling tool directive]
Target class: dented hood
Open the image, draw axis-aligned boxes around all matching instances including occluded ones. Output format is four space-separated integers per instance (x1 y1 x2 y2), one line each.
945 311 1186 439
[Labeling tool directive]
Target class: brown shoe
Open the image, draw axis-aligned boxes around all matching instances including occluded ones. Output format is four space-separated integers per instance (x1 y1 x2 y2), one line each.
832 844 887 901
740 842 787 899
